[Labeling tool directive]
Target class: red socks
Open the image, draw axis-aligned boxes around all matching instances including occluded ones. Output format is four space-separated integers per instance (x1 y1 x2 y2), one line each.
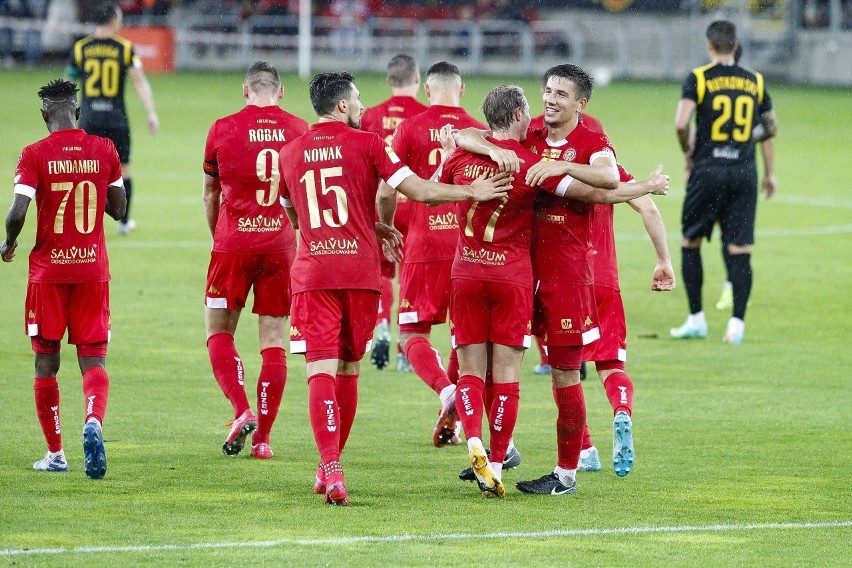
581 422 594 451
488 382 519 463
82 366 110 424
335 373 359 452
378 277 394 326
484 372 494 411
535 335 548 365
456 374 485 441
308 373 340 464
207 333 250 418
447 348 459 385
553 383 586 470
405 336 452 394
254 347 287 445
604 372 634 416
34 377 62 452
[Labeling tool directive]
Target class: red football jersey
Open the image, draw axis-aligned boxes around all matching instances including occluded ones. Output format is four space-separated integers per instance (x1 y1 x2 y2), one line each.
530 113 605 134
360 95 428 145
392 105 486 263
203 105 308 254
279 121 414 293
13 129 122 284
592 165 635 291
440 138 571 288
527 122 617 284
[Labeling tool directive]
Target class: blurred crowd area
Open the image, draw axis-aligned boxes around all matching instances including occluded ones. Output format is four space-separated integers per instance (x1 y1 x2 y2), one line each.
2 0 851 67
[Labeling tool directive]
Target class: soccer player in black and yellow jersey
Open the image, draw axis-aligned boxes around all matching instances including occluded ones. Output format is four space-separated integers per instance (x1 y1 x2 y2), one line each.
68 2 159 235
671 20 777 345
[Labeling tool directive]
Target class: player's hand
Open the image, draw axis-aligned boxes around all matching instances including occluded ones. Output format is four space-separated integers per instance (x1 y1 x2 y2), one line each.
439 124 457 153
762 174 777 199
651 260 675 291
148 112 159 135
525 161 570 187
487 147 522 173
646 165 670 196
375 222 403 263
470 171 512 202
0 239 17 262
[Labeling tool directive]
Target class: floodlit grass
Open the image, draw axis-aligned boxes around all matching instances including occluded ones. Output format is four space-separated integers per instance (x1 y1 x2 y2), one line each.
0 67 849 566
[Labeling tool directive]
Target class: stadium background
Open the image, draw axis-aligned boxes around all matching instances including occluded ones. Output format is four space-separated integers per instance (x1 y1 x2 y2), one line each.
0 1 850 564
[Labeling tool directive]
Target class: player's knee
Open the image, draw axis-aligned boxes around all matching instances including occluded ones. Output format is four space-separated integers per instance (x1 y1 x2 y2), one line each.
726 243 752 255
681 237 702 249
77 342 108 359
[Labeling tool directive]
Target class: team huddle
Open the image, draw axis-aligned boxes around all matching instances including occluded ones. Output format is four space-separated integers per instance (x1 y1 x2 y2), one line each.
3 18 776 507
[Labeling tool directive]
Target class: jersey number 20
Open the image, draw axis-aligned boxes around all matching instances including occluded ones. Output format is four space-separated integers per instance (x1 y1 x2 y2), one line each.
84 59 120 98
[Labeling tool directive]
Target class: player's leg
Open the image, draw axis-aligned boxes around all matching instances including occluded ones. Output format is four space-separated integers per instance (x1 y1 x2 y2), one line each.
398 261 456 439
113 128 135 234
488 344 523 486
370 268 394 370
716 240 734 310
26 283 68 471
672 169 717 338
720 170 757 345
292 290 349 505
334 289 379 457
252 315 287 459
250 251 294 458
205 252 255 454
533 335 551 375
68 282 112 479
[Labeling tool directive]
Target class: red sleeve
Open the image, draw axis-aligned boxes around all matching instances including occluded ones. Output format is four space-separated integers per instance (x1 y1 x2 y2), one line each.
438 150 462 184
278 149 291 201
104 139 123 185
372 134 413 189
203 121 219 177
13 146 38 191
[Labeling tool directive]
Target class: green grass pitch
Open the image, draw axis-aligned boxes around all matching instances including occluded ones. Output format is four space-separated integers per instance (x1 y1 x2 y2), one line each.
0 67 849 566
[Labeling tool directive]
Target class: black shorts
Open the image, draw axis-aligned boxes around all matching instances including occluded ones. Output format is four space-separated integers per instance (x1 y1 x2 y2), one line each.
84 126 131 164
681 163 758 246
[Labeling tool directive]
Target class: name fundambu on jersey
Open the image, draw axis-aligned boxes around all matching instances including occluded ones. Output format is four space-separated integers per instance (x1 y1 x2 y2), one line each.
682 62 773 167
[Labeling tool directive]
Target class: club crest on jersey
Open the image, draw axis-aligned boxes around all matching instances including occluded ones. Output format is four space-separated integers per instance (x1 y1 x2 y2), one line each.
562 148 577 162
561 319 573 330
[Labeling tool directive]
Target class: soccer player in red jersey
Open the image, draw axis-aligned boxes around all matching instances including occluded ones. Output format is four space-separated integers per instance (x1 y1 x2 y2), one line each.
377 61 491 449
2 79 126 479
360 54 428 372
202 62 308 460
440 85 578 497
451 86 670 494
576 164 675 476
278 71 510 505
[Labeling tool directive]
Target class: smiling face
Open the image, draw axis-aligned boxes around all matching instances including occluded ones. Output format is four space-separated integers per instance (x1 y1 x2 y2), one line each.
542 75 586 129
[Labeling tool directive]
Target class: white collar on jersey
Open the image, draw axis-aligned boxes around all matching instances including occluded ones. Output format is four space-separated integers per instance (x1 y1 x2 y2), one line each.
545 137 569 147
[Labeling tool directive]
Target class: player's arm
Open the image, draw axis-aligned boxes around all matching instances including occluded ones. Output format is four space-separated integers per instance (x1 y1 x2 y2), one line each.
674 98 696 154
758 138 776 199
395 171 511 205
377 181 396 226
128 66 159 135
526 152 619 190
202 174 222 238
565 165 669 204
752 108 778 143
627 194 675 291
2 194 32 262
452 127 522 172
104 182 127 221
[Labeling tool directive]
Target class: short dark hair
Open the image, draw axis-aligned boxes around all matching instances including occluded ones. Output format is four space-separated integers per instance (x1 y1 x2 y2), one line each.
38 79 78 110
706 20 737 54
387 54 418 88
309 72 356 116
425 61 461 81
92 2 118 25
542 64 594 101
245 61 281 93
481 85 527 132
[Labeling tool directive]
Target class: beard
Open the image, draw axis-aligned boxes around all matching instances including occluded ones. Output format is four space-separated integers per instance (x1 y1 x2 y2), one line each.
347 113 361 129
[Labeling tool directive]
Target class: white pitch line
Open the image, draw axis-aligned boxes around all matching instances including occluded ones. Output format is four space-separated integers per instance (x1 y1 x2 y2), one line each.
2 520 850 557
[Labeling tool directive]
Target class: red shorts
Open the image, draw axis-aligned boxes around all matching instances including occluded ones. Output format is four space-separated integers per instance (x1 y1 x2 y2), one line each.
289 289 380 363
25 281 110 346
583 285 627 367
450 278 532 348
532 280 600 348
205 250 295 316
398 259 452 331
